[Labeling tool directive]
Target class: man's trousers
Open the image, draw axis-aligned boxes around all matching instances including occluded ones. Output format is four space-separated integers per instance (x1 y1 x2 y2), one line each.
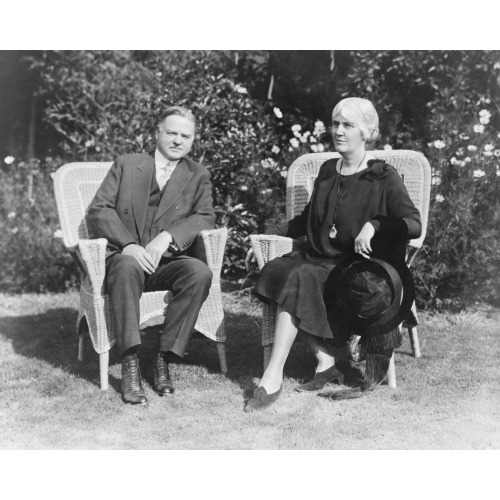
105 253 213 357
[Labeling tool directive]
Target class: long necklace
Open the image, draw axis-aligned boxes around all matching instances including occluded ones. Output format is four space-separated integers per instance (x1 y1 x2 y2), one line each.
329 152 366 239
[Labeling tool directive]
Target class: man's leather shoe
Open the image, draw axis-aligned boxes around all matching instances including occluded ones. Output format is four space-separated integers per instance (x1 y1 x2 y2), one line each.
244 385 282 412
153 352 175 395
121 359 147 405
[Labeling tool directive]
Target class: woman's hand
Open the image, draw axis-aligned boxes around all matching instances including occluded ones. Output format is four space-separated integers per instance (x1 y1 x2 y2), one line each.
354 222 376 259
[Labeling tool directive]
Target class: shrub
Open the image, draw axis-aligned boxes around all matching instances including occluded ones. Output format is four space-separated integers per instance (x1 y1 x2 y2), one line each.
342 50 500 308
0 157 78 292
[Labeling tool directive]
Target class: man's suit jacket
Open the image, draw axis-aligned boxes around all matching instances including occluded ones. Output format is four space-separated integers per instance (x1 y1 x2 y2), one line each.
86 153 216 256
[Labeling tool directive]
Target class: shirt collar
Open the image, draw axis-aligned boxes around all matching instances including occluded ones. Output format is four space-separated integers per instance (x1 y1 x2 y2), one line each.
154 148 180 170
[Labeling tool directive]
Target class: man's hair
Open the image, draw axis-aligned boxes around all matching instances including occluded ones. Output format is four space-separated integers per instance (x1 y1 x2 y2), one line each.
159 106 196 128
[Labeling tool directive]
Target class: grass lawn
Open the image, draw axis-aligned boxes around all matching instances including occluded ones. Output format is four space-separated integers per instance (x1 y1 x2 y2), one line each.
0 284 499 450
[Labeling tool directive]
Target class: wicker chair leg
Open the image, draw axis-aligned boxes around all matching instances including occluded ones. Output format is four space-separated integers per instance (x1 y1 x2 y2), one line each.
99 351 109 391
263 344 272 373
216 342 228 374
408 326 421 358
77 331 87 363
387 351 397 389
77 318 89 362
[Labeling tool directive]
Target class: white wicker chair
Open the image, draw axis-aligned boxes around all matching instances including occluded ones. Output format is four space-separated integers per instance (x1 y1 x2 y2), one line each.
250 150 431 388
53 162 227 390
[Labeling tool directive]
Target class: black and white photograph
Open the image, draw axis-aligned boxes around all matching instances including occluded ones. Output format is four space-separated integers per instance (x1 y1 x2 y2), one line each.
0 2 498 498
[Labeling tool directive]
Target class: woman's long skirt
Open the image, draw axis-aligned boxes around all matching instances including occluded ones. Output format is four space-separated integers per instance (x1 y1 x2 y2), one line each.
253 250 338 339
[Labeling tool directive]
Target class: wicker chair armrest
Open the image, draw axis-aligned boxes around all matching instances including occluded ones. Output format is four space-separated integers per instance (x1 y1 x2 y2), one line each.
76 238 108 294
250 234 303 270
189 227 228 283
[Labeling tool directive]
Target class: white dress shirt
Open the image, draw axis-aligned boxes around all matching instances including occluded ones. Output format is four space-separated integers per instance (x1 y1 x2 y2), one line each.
155 149 179 190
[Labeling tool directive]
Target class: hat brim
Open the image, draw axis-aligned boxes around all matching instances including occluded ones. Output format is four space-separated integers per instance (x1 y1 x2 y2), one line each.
324 256 415 337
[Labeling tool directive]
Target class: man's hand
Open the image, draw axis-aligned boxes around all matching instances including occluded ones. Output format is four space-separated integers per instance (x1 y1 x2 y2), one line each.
122 244 157 274
145 231 173 267
354 222 376 259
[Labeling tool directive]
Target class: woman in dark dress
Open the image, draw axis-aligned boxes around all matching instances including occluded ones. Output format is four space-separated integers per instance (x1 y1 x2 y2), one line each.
245 97 422 412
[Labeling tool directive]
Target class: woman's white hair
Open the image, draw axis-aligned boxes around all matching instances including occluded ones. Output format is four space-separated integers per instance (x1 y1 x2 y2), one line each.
332 97 379 143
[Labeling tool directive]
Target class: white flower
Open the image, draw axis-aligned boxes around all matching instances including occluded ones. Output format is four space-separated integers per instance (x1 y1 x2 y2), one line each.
483 144 494 156
280 170 288 178
473 169 486 178
53 229 63 239
311 144 319 152
11 227 19 234
464 157 471 163
467 145 477 151
273 107 283 119
479 109 491 125
497 170 500 177
271 145 280 154
435 194 445 203
494 62 500 70
450 157 459 165
459 133 470 140
309 136 317 143
156 72 162 77
4 156 15 165
7 211 15 219
289 138 300 148
234 84 248 94
455 148 464 156
433 140 446 149
431 174 442 185
84 139 94 148
494 150 500 157
260 188 273 196
384 144 393 150
291 124 302 133
313 120 326 137
239 185 248 192
260 158 277 169
317 143 325 152
473 124 485 134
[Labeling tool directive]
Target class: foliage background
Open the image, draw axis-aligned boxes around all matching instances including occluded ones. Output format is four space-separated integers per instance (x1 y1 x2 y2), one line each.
1 50 499 309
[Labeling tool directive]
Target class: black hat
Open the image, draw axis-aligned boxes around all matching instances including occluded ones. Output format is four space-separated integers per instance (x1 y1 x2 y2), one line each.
324 256 415 338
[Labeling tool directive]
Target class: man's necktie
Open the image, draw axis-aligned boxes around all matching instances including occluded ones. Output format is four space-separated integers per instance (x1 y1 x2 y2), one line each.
157 161 172 190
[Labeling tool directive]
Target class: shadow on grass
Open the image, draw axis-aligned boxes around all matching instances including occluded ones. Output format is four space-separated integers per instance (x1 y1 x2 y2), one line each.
0 303 272 399
0 308 105 388
0 299 366 401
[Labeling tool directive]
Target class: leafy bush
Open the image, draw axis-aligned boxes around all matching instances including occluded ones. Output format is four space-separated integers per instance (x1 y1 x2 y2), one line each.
0 157 78 292
3 50 500 310
342 50 500 308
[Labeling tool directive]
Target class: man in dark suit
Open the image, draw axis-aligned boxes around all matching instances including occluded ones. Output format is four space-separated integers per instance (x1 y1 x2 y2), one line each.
86 106 216 405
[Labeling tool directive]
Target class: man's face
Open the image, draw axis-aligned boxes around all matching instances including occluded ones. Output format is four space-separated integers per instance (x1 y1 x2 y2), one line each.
156 115 195 161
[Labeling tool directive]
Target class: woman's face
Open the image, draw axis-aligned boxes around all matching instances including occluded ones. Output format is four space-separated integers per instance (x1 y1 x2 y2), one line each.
331 108 366 156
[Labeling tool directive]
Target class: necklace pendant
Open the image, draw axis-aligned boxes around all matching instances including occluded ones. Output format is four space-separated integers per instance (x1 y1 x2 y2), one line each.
329 224 337 239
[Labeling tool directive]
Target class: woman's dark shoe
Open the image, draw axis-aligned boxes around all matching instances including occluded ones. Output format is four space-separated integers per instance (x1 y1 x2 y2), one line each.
244 385 282 412
121 359 147 405
153 352 175 395
295 365 344 392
